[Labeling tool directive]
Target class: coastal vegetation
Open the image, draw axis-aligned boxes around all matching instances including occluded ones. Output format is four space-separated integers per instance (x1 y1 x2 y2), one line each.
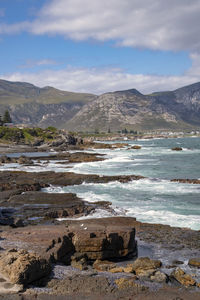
0 126 58 143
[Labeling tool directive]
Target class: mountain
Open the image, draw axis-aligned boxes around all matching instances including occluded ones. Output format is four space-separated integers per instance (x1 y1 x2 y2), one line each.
1 79 200 131
0 79 95 128
65 82 200 131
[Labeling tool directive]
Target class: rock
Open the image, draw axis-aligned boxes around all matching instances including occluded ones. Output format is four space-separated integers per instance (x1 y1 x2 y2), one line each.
0 218 138 264
112 143 128 149
48 274 113 295
70 221 137 260
136 269 156 278
115 278 147 291
188 258 200 268
0 171 145 192
67 152 104 163
109 267 125 273
10 218 24 228
93 260 116 272
17 156 33 165
150 271 168 283
123 265 135 273
170 268 196 287
130 257 162 276
171 147 183 151
109 264 134 273
71 253 88 271
131 145 141 149
6 192 99 225
172 260 184 265
0 156 12 164
0 208 17 226
171 178 200 184
0 249 51 286
0 276 23 295
32 139 44 147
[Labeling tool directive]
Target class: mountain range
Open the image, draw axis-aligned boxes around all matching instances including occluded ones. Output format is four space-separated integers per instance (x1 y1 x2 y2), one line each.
0 79 200 131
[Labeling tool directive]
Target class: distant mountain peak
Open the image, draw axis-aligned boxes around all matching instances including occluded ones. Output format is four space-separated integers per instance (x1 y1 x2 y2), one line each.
114 88 143 96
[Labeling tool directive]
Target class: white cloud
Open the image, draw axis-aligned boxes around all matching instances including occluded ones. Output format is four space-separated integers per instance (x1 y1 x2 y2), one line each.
20 59 58 69
1 53 200 94
1 0 200 52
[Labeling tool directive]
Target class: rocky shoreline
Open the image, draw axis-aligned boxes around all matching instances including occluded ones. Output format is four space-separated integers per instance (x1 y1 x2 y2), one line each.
0 138 200 299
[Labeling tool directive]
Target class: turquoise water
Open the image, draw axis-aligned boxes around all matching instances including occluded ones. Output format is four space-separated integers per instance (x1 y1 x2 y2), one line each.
44 137 200 230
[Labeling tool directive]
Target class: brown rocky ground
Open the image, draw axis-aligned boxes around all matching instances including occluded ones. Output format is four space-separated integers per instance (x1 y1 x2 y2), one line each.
0 139 200 299
0 217 199 299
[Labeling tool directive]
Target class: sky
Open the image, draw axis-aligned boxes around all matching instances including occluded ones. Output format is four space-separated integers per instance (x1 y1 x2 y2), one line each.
0 0 200 94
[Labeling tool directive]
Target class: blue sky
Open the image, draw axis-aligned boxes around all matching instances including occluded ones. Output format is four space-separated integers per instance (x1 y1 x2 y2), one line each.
0 0 200 94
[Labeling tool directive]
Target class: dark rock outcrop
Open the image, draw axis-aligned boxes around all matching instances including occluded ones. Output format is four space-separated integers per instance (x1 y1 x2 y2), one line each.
171 147 183 151
0 217 138 263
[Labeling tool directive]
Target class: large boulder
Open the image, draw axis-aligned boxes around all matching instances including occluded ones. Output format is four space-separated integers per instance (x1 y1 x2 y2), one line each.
0 249 51 286
69 221 137 260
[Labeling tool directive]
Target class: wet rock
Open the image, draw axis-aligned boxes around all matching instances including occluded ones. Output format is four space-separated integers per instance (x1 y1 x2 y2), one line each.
172 260 184 265
171 147 183 151
67 152 104 163
171 178 200 184
0 171 145 192
150 271 168 283
0 249 51 286
131 145 141 149
112 143 128 149
170 267 196 287
188 258 200 268
4 191 119 226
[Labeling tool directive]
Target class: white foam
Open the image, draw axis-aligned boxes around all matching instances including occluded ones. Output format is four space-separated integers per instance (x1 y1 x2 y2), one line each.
126 207 200 230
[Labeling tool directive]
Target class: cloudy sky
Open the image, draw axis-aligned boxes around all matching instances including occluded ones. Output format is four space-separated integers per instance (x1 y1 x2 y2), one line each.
0 0 200 94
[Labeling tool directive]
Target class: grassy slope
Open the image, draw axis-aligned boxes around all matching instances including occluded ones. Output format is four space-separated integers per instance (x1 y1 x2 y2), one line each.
0 80 95 105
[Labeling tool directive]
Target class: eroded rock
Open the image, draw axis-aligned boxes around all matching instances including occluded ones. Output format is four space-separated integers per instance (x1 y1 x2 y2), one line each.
130 257 162 277
0 249 51 286
170 267 196 287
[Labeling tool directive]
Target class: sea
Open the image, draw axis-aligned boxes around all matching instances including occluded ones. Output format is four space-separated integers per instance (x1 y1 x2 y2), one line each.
2 137 200 230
